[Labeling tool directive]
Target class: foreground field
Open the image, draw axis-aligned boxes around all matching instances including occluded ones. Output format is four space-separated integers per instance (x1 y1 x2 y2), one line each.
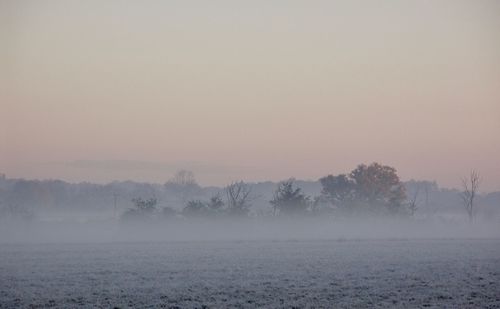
1 239 499 308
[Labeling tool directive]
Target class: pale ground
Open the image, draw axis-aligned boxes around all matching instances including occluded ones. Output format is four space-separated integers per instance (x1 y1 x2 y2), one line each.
1 239 499 308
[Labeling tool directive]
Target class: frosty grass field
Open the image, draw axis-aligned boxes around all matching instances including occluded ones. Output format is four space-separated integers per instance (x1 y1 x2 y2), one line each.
1 239 499 308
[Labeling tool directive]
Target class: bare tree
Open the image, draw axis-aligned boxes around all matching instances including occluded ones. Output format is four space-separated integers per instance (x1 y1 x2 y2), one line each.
224 181 253 216
460 170 480 223
167 170 198 187
408 186 419 217
165 170 201 205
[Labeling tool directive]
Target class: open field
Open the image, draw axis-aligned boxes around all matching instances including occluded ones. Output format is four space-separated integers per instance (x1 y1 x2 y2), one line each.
1 239 499 308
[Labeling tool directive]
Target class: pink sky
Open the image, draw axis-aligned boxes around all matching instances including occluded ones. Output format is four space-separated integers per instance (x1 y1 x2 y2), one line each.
1 1 500 190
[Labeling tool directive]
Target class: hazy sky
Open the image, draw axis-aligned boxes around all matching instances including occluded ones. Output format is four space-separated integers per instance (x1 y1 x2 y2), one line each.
1 0 499 190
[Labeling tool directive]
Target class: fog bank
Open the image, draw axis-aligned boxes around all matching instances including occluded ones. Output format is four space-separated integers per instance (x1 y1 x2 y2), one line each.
2 217 499 244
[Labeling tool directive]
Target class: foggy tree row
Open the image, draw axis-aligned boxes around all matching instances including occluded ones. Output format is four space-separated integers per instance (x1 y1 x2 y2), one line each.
0 164 492 223
120 164 485 222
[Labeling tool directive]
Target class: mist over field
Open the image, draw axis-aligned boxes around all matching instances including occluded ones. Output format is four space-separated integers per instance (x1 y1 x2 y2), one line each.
1 168 499 243
2 177 500 308
0 177 500 308
2 0 500 307
1 169 500 307
2 216 500 244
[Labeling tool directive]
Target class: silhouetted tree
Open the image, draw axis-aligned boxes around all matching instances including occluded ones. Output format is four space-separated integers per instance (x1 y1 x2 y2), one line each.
183 200 210 217
207 193 224 212
270 179 310 216
319 174 354 211
164 170 201 205
406 180 438 219
408 186 419 217
460 170 480 223
181 192 225 218
121 197 157 221
225 181 253 216
167 170 198 187
349 163 406 214
320 163 407 215
131 197 157 212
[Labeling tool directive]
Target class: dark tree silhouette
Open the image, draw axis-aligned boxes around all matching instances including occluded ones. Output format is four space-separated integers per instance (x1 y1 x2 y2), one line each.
270 179 310 216
320 163 407 215
460 170 480 223
408 186 419 217
207 193 224 212
121 197 158 221
225 181 253 216
131 197 157 212
319 174 354 211
181 193 225 218
183 200 210 217
350 163 406 214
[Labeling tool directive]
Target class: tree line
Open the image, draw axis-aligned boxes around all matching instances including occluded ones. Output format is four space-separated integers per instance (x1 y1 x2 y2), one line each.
0 164 486 223
122 163 482 222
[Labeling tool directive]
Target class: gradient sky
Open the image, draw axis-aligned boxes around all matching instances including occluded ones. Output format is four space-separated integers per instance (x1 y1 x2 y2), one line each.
1 0 500 190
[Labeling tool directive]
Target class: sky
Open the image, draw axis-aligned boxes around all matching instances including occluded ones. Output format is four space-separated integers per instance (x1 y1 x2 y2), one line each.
1 0 499 191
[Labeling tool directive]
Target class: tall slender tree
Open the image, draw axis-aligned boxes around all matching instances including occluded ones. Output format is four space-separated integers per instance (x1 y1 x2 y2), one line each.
460 170 480 223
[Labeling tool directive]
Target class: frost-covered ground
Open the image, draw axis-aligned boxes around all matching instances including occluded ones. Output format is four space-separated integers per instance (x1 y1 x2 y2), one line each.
1 239 499 308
